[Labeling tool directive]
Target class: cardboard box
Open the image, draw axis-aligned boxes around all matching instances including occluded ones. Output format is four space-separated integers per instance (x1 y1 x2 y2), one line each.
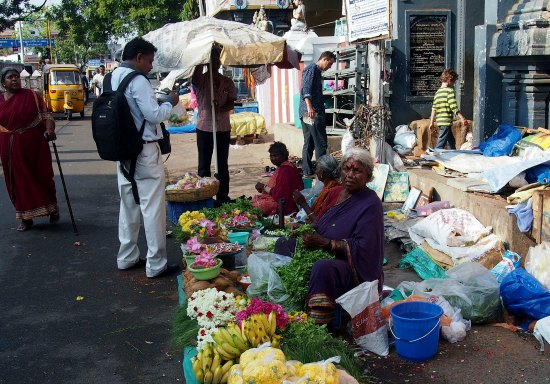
531 189 550 243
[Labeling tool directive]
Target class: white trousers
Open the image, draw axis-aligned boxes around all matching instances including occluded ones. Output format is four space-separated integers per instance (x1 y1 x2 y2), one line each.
116 143 167 277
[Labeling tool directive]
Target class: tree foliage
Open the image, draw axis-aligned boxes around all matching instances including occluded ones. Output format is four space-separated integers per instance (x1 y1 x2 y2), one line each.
0 0 46 32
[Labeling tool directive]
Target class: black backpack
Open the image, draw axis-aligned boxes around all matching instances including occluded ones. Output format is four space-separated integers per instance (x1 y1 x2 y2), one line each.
91 71 146 204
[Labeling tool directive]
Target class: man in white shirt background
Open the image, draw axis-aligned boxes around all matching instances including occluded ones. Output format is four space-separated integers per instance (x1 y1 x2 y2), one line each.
91 65 106 97
110 37 180 278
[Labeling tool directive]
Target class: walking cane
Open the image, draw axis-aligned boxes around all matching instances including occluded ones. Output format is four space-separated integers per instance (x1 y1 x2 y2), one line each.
49 139 79 236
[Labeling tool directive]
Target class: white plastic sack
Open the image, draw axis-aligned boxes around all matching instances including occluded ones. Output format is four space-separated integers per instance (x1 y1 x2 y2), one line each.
409 208 493 247
393 125 416 155
525 242 550 290
341 129 354 156
336 280 389 356
533 315 550 352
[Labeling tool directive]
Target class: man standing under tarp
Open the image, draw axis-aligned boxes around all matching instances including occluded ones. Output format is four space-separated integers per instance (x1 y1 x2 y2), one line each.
299 51 336 177
192 49 237 205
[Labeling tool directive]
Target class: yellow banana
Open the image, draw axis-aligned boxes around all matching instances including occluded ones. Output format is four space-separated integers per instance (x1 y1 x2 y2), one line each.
261 333 270 344
220 360 234 375
192 357 202 375
271 335 281 348
202 344 213 370
211 350 221 374
267 311 277 336
231 333 248 352
212 365 223 384
220 342 240 358
211 330 226 346
214 344 234 361
195 368 205 382
220 370 230 384
204 370 213 384
258 313 271 335
219 327 236 347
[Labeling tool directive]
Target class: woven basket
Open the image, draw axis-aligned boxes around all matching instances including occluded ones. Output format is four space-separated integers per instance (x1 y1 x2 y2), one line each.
166 181 219 202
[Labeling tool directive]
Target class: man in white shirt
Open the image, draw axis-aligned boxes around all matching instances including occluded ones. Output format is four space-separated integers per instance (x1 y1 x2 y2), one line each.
91 65 105 96
111 37 180 278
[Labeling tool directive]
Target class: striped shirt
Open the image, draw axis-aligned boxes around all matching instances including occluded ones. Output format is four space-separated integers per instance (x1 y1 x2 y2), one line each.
432 86 459 126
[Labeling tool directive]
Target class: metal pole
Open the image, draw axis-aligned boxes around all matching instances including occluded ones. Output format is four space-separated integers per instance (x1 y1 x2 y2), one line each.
18 21 25 64
209 59 219 174
51 141 79 236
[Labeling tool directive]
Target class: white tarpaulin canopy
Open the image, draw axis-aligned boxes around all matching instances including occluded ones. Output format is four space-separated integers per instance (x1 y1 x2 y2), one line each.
142 17 299 174
143 16 287 78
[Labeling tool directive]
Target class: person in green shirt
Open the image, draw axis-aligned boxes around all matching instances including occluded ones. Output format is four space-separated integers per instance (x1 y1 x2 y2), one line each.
429 68 469 149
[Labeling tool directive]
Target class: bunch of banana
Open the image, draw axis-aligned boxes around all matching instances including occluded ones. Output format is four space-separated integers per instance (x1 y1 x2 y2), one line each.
241 311 280 348
211 323 249 360
192 343 235 384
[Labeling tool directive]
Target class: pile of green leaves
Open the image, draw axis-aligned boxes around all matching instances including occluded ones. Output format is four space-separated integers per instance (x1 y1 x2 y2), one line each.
276 238 334 309
281 319 365 381
171 302 199 348
201 198 263 221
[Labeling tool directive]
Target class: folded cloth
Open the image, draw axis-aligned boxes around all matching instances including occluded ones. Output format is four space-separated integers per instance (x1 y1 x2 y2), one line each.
507 197 533 233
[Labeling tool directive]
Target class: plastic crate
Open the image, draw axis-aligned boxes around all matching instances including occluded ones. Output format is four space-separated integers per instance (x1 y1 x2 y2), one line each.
166 198 215 225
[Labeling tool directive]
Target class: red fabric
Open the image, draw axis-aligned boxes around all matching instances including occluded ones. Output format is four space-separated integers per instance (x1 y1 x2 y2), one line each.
315 185 342 220
0 89 57 220
252 161 304 216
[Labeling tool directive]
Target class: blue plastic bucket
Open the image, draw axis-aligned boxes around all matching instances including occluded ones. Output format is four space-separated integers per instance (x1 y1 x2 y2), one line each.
390 301 443 362
227 231 249 246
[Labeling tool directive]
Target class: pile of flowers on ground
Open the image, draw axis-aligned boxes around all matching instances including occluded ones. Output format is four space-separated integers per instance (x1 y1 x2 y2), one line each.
178 212 227 242
222 209 258 229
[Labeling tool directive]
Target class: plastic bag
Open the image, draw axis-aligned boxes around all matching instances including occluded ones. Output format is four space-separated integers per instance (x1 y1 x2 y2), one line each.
491 250 521 283
478 123 522 157
336 280 389 356
413 262 502 323
399 247 447 280
525 242 550 290
246 252 292 303
294 356 340 384
500 268 550 319
393 125 417 155
341 129 355 156
533 315 550 352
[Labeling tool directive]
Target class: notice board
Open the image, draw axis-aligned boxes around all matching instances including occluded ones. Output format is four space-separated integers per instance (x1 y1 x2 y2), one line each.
345 0 390 42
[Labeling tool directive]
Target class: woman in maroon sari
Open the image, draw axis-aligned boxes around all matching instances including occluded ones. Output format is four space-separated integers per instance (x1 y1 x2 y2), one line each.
252 142 304 216
0 67 59 231
302 148 384 324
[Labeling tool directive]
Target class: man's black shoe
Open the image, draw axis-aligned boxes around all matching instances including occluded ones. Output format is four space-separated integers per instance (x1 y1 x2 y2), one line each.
148 264 181 279
119 258 146 271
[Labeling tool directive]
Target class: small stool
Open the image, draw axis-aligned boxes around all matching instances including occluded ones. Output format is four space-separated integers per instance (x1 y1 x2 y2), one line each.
166 198 215 225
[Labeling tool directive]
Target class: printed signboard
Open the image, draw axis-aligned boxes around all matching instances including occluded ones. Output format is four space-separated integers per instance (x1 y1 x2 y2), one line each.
344 0 390 42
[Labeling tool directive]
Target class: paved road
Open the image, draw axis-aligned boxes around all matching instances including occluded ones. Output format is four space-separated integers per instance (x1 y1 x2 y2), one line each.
0 107 183 383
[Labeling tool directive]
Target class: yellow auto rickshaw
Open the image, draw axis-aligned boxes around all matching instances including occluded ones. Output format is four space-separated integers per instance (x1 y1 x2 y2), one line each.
42 64 85 120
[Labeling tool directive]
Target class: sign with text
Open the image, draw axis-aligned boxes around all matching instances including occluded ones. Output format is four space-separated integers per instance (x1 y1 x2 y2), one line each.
345 0 390 42
408 15 447 97
0 38 55 48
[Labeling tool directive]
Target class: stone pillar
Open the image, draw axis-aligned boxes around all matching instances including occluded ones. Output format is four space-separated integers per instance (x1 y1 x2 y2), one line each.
488 0 550 129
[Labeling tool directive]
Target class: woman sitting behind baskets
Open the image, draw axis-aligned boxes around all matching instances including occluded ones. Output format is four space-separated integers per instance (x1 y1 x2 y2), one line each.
252 142 303 216
292 155 341 223
277 148 384 325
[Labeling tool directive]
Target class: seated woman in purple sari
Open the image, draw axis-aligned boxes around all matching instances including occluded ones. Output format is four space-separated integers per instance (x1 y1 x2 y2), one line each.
300 148 384 324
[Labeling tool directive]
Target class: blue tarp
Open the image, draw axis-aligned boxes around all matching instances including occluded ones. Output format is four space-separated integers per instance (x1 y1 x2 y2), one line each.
167 124 196 134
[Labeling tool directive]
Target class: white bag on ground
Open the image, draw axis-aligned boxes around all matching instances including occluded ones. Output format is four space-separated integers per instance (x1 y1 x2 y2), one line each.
393 125 416 155
341 129 354 156
336 280 389 356
525 242 550 290
533 315 550 352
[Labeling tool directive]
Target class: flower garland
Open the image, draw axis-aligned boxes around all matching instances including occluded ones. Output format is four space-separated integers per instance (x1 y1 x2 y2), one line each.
187 288 238 350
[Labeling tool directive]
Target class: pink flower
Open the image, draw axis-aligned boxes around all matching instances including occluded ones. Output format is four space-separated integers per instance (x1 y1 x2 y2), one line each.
186 236 203 253
192 250 218 268
235 298 289 330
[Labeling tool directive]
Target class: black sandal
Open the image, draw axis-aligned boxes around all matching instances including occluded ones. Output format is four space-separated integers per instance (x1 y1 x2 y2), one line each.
49 212 60 224
17 219 33 231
